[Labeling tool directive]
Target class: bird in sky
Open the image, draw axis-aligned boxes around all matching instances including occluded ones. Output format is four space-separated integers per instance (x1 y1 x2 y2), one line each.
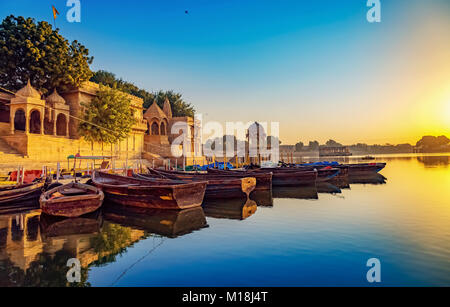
185 10 189 14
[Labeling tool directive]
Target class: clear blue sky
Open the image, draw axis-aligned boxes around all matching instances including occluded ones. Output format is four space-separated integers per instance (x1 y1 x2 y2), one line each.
1 0 449 144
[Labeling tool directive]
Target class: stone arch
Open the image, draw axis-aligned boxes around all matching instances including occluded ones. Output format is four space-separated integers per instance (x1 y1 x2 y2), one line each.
29 109 41 134
151 121 160 135
14 109 26 132
44 116 53 135
56 113 67 136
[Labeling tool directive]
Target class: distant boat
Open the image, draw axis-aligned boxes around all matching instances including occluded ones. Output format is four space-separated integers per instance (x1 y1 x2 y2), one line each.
319 146 352 157
40 182 104 218
362 155 376 160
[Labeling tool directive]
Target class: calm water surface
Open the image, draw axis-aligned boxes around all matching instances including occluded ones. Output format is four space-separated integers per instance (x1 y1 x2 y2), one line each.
1 154 450 286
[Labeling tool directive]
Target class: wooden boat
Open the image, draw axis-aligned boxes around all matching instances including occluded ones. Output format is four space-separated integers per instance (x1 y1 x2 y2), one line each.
206 168 272 191
92 171 207 210
103 204 208 238
141 169 257 199
0 178 49 205
40 182 104 218
248 168 318 187
345 163 386 175
362 155 376 160
207 167 317 187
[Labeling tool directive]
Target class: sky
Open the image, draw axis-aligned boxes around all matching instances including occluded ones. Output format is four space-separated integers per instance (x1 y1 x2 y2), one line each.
1 0 449 145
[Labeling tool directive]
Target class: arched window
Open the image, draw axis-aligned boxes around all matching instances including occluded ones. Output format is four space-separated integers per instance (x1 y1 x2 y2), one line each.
160 122 166 135
29 110 41 134
56 114 67 136
14 109 26 131
44 117 53 135
151 122 159 135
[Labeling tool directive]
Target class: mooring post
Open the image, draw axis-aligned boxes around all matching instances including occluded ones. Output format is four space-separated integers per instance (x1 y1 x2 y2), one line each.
21 167 25 185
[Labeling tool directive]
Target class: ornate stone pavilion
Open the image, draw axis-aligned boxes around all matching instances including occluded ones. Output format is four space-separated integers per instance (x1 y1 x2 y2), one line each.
143 98 203 163
6 80 70 137
0 81 147 161
0 80 203 165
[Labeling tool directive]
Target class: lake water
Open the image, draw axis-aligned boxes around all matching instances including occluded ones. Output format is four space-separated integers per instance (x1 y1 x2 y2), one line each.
1 154 450 286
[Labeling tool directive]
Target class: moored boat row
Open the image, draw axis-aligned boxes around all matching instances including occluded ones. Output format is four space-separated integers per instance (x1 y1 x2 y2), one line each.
0 161 386 219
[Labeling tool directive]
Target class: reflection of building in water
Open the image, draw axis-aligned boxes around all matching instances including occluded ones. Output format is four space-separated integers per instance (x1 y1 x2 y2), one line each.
0 211 42 271
0 210 145 274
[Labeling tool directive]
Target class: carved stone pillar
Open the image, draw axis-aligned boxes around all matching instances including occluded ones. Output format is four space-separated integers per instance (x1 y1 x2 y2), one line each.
9 113 14 135
53 112 57 136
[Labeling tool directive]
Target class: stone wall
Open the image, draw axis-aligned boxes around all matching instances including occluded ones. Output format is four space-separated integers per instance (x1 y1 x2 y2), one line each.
1 133 144 162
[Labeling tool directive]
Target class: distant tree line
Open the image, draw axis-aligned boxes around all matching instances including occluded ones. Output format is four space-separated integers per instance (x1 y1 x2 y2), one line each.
293 135 450 154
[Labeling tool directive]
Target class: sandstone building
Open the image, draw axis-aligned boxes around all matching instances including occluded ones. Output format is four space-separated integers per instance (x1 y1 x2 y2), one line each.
0 80 201 168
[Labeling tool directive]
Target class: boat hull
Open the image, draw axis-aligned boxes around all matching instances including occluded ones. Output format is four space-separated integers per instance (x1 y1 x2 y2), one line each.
93 171 207 210
0 182 45 205
206 169 272 191
40 183 104 218
250 169 317 187
144 169 257 199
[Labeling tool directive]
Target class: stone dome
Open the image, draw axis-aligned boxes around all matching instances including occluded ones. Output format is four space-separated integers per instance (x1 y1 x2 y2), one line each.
15 79 41 99
46 89 66 104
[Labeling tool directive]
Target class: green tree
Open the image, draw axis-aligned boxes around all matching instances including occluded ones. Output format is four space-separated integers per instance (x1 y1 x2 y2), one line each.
308 141 319 150
0 15 93 94
90 70 195 117
325 139 343 147
78 85 136 144
295 142 304 152
151 90 195 117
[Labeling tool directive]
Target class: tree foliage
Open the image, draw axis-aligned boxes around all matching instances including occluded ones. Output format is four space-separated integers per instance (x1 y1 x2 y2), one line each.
91 70 195 117
0 15 93 94
78 85 135 144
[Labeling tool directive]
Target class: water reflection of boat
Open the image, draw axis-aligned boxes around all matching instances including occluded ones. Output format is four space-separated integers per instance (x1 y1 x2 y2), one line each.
103 203 208 238
329 178 350 189
316 182 342 194
250 190 273 207
348 173 387 185
202 198 258 220
272 186 318 200
39 210 103 238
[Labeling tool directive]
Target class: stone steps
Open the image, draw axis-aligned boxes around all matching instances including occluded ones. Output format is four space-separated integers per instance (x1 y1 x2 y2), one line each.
0 139 26 166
